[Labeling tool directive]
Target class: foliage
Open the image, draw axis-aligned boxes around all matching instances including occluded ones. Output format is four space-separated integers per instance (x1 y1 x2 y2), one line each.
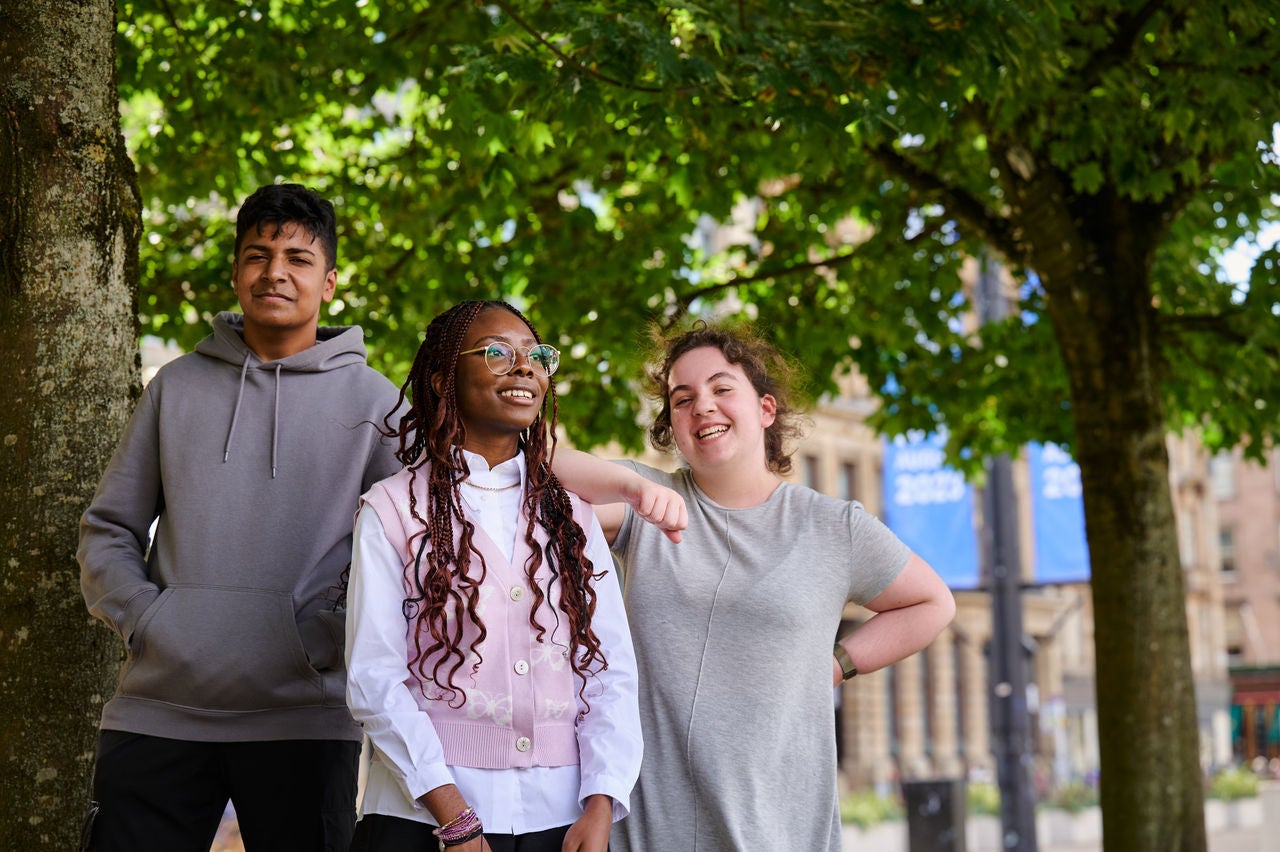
1206 766 1260 801
1040 781 1099 814
966 781 1001 816
116 0 1280 461
115 5 1280 848
839 788 903 828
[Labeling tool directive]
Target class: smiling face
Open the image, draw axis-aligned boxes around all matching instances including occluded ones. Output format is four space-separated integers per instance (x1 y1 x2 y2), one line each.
667 345 777 474
448 306 549 464
231 221 337 360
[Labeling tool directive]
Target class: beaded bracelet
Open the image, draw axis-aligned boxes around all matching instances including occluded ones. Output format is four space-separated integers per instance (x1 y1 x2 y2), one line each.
435 806 483 848
438 824 483 849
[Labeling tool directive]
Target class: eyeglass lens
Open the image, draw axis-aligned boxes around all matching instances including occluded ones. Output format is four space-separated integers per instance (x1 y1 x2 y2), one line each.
484 342 559 376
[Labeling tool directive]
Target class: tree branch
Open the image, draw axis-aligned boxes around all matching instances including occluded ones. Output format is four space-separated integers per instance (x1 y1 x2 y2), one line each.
1073 0 1172 91
491 0 665 93
1160 310 1247 343
384 0 469 45
671 220 943 316
869 143 1018 259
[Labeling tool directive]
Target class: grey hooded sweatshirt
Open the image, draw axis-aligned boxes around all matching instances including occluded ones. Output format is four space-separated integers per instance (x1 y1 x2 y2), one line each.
79 312 403 742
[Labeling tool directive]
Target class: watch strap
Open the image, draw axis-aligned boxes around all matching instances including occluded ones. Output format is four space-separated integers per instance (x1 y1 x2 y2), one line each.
834 644 858 681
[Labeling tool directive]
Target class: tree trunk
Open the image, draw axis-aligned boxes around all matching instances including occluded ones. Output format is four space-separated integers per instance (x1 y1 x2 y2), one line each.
0 2 140 848
1038 195 1206 852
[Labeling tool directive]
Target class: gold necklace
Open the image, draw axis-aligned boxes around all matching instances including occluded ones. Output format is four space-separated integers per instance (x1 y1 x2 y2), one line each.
462 478 521 493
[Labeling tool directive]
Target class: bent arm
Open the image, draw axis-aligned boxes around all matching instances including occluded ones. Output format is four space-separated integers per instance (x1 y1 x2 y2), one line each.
551 448 686 544
832 553 956 685
574 517 643 821
78 387 164 645
346 507 458 808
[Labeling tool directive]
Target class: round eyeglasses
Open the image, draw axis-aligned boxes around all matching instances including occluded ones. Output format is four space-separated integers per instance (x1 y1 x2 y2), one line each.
459 341 561 377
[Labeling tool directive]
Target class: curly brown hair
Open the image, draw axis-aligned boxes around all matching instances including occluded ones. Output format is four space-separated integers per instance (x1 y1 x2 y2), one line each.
381 300 606 708
645 320 807 476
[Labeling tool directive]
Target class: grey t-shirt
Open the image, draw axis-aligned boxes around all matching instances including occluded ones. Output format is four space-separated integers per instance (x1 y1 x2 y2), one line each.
609 462 909 852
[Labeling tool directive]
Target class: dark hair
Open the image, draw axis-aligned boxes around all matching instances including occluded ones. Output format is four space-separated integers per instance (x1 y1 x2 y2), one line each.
646 320 807 475
235 183 338 270
382 300 606 708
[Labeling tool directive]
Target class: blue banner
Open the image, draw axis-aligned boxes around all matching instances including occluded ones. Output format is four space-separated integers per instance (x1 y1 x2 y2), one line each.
1027 442 1091 583
881 432 979 589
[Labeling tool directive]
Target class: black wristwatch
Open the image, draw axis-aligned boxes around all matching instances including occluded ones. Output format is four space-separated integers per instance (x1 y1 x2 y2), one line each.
834 644 858 681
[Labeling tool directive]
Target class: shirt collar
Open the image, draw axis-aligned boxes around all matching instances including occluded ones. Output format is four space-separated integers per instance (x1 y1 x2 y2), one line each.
457 449 526 513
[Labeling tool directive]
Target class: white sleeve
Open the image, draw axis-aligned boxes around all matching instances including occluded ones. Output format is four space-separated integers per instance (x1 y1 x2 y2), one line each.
574 513 643 820
346 504 455 805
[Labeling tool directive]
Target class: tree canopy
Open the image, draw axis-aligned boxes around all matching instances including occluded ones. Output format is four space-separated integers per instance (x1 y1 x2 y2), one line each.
116 3 1280 849
119 0 1279 461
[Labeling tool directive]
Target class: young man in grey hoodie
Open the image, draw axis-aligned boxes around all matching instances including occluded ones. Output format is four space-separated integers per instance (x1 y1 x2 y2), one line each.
78 183 403 851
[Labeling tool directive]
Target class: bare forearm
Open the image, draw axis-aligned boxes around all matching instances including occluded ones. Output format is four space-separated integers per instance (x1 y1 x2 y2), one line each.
551 448 632 504
836 598 954 676
551 448 686 543
419 784 470 826
833 553 956 685
564 794 613 852
417 785 490 851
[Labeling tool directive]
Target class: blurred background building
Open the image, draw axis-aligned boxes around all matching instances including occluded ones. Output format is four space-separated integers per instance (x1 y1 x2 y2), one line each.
1212 447 1280 768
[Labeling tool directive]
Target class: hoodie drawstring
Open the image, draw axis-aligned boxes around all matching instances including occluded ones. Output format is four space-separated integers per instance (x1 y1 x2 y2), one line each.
222 355 281 479
271 364 281 479
223 353 252 463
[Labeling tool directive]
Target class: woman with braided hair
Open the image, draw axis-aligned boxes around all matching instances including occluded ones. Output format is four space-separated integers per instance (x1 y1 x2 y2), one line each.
346 300 675 852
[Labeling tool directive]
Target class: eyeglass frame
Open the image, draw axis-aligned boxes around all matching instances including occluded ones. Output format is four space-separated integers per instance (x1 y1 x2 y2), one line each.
458 341 561 377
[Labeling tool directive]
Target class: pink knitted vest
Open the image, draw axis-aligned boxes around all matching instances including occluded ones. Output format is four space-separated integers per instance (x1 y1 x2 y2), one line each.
360 464 597 770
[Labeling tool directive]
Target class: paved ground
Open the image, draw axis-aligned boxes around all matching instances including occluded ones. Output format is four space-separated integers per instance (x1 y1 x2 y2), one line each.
844 822 1269 852
844 782 1280 852
213 782 1280 851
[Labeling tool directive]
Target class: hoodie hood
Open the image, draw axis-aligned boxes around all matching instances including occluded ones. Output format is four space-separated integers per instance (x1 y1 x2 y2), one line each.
195 311 376 476
195 311 369 372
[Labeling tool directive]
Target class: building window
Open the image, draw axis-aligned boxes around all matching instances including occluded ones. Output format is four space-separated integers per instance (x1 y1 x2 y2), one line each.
804 455 821 492
953 639 966 757
922 645 934 757
1224 607 1245 665
1210 452 1235 499
839 461 858 502
886 665 899 758
1179 508 1199 569
1220 529 1237 578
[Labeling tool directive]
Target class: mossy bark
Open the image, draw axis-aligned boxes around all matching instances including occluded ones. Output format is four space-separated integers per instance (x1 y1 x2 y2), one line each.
0 1 141 847
1032 186 1207 852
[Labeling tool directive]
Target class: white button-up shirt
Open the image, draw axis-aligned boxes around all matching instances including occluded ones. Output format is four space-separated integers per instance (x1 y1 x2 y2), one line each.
346 450 641 833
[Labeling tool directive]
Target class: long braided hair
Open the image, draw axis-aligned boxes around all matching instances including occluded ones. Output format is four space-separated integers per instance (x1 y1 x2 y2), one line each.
382 300 607 708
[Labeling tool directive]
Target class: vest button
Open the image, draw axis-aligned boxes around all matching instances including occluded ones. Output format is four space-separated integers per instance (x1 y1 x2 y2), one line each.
509 586 525 601
514 660 529 675
515 736 532 752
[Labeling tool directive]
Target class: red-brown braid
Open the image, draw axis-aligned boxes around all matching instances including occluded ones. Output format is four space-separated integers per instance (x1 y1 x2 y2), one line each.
377 300 607 709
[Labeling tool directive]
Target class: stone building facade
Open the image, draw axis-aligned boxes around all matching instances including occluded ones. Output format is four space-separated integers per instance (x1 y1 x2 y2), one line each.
1212 447 1280 764
798 386 1233 791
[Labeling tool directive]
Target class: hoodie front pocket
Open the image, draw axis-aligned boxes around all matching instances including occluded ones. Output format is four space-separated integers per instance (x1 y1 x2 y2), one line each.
121 585 322 712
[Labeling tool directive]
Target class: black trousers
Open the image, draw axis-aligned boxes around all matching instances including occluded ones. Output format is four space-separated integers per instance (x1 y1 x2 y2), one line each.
84 730 359 852
351 813 573 852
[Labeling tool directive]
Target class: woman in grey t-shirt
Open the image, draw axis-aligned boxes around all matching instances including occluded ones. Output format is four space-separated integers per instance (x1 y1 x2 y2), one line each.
559 322 956 851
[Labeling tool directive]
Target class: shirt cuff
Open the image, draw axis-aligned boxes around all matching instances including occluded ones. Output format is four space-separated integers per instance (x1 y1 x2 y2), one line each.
404 763 459 809
580 778 632 822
